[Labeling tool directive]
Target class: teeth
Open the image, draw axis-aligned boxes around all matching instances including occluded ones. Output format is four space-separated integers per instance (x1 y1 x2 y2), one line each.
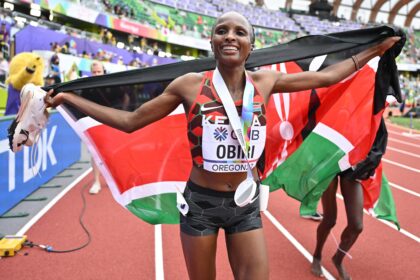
223 46 238 51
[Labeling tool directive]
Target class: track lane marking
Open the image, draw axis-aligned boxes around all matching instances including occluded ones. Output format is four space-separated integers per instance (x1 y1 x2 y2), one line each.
264 211 335 280
389 181 420 198
16 168 92 236
387 146 420 159
336 194 420 243
382 158 420 173
388 137 420 149
387 124 420 137
155 225 164 280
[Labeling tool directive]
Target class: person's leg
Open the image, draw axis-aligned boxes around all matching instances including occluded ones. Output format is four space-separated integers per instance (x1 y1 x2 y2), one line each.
226 228 268 280
181 232 218 280
332 177 363 280
89 157 102 194
311 176 339 277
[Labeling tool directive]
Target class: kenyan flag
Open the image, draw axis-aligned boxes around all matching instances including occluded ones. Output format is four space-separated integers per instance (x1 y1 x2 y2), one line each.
361 163 399 229
52 26 403 225
261 59 399 226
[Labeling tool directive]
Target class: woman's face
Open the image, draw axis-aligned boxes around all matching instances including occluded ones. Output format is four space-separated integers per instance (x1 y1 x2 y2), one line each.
211 13 252 66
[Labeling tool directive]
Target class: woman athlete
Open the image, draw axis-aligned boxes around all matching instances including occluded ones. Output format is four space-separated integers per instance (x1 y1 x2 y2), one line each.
46 11 399 280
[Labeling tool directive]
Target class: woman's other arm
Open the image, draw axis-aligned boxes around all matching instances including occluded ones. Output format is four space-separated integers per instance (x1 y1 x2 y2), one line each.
46 73 201 133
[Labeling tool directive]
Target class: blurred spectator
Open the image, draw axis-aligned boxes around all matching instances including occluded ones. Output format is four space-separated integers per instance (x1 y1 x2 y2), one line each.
0 22 9 43
44 74 56 86
117 56 124 65
152 42 160 56
140 37 149 52
88 60 107 195
86 60 130 194
61 42 70 54
49 54 61 83
50 42 60 52
0 51 8 84
82 51 91 59
0 22 10 58
105 29 113 44
114 4 123 17
99 28 107 43
127 34 135 51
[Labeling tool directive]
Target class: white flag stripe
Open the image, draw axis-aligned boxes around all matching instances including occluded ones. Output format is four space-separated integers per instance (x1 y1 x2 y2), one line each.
117 181 187 206
284 93 290 120
77 116 101 130
313 123 354 153
273 93 284 122
308 55 327 71
279 62 287 74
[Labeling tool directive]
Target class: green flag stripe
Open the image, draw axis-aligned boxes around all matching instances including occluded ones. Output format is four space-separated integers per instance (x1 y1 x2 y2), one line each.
373 173 400 230
264 132 346 216
126 193 179 225
114 181 186 207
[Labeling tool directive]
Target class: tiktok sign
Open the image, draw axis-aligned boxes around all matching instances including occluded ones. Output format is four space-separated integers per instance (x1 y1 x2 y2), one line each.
0 112 81 215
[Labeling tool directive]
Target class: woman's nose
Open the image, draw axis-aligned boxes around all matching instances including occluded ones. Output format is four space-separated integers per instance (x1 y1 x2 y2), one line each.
224 30 236 41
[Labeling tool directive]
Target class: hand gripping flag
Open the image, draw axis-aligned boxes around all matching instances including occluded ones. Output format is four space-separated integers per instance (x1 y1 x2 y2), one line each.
47 26 404 225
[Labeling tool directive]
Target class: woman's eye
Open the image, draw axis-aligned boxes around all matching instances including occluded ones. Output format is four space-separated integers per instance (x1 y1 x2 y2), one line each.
216 29 226 35
237 30 247 36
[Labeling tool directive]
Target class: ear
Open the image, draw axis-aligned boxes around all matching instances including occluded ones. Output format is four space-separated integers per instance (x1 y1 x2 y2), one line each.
210 40 214 52
251 44 255 51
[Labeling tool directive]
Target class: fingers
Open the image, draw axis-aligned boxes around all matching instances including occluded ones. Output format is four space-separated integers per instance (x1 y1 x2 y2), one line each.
45 89 59 108
377 36 402 56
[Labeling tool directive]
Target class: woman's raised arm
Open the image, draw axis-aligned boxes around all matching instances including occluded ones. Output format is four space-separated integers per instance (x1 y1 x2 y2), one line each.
268 36 400 94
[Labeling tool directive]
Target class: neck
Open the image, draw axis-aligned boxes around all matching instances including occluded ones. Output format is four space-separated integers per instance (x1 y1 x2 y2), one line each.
216 64 246 100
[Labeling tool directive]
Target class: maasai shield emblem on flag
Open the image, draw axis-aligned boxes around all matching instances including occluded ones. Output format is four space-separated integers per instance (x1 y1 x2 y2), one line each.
49 26 404 226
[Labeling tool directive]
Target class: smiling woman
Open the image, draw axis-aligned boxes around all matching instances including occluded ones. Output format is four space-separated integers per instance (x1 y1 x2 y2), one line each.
45 11 399 280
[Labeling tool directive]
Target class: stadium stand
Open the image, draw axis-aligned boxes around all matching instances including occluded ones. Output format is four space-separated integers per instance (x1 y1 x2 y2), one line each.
0 0 417 110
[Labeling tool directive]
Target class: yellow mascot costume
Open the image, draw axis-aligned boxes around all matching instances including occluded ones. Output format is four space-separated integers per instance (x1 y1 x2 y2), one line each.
5 52 44 115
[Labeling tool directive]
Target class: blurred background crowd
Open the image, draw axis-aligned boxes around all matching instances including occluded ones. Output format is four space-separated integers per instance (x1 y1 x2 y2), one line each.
0 0 418 113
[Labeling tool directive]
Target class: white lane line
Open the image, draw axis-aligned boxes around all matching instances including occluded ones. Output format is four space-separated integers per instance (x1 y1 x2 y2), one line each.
389 137 420 149
387 146 420 159
336 194 420 243
264 211 335 280
155 224 164 280
389 182 420 198
387 126 420 138
16 168 92 236
382 158 420 173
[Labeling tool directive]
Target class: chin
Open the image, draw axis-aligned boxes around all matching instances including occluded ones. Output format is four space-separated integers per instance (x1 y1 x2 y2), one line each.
218 55 245 66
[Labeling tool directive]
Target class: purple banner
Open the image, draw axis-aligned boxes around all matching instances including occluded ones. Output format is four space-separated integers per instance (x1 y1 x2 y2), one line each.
15 25 177 66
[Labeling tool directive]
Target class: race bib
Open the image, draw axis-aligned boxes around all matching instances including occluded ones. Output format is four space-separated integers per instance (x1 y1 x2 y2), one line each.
201 116 266 173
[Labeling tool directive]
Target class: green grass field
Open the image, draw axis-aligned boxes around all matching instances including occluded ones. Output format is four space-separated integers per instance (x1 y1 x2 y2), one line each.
389 116 420 130
0 86 7 116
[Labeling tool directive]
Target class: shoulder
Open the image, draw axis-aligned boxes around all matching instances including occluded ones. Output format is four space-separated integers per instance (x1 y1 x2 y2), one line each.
165 72 205 99
248 69 280 85
174 72 204 85
248 69 281 98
